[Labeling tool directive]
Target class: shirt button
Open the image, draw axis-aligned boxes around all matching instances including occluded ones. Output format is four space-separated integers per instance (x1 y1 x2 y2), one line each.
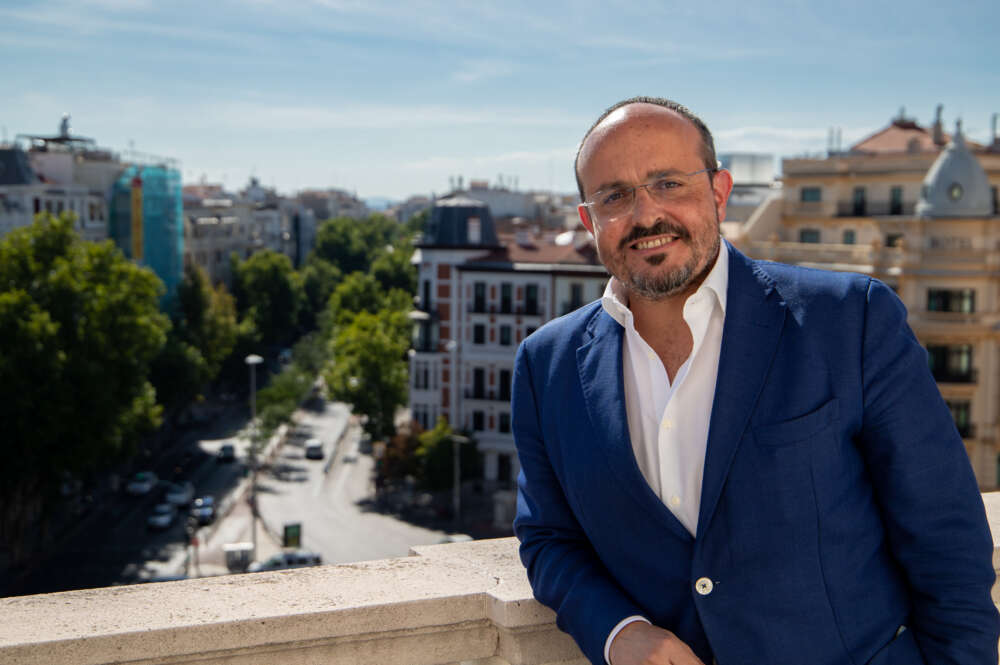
669 495 681 507
662 419 673 430
695 577 714 596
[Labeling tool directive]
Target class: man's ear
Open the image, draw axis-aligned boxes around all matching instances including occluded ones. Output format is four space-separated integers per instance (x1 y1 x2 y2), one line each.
711 168 734 223
578 204 595 235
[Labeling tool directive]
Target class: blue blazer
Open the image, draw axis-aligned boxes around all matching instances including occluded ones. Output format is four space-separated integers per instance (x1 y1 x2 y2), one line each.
513 244 998 665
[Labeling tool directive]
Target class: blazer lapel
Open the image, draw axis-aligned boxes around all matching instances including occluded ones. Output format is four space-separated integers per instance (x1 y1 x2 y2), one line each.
576 308 693 541
697 246 786 539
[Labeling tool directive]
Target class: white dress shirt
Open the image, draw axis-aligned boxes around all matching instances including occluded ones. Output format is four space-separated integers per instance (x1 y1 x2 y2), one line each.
599 239 729 664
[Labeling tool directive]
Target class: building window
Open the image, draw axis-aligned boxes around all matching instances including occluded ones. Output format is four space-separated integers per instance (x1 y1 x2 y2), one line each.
473 367 485 399
525 284 539 315
500 325 512 346
474 282 486 313
498 413 511 434
927 344 975 383
885 233 903 248
525 326 537 337
498 454 512 484
946 400 973 438
473 324 485 345
842 229 856 245
467 217 481 244
799 228 821 243
927 288 975 313
852 187 866 216
499 369 512 401
501 283 512 313
571 282 583 308
800 187 821 203
472 410 485 431
422 280 432 311
890 186 904 215
33 198 40 214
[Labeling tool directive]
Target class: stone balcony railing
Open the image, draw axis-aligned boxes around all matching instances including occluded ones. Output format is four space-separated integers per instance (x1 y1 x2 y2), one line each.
5 494 1000 665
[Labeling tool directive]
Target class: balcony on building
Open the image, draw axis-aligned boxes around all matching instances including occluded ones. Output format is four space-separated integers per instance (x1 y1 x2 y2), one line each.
7 497 1000 665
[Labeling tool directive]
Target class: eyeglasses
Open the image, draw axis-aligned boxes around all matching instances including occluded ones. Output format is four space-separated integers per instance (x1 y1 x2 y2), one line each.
582 167 717 223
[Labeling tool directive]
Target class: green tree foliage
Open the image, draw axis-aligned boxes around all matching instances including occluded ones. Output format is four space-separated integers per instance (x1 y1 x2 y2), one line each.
0 213 168 561
414 418 480 491
325 309 409 440
232 249 304 346
255 333 330 440
299 257 342 332
370 237 416 294
312 214 405 275
150 266 238 412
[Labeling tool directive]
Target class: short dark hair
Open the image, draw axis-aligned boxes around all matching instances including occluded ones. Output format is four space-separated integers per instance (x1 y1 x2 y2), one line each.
574 96 717 201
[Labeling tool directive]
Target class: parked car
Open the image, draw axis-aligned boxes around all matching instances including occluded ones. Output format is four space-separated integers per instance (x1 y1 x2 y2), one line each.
190 496 216 525
217 443 236 463
248 550 322 573
164 481 195 506
147 503 177 530
304 439 324 460
126 472 159 496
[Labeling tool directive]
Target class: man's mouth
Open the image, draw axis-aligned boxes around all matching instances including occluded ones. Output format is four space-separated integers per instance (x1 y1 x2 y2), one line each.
633 235 677 250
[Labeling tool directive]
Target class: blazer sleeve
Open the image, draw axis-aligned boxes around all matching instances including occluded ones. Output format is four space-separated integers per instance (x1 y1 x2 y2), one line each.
858 279 999 664
512 341 646 665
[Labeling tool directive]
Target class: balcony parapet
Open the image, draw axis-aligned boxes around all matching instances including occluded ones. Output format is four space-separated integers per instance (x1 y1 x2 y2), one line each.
8 494 1000 664
0 537 586 665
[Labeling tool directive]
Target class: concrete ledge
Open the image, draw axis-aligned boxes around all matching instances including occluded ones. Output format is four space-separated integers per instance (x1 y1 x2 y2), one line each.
0 538 582 665
4 493 1000 665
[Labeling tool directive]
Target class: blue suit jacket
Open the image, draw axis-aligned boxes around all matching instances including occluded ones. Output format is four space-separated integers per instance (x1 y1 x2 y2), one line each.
513 244 998 665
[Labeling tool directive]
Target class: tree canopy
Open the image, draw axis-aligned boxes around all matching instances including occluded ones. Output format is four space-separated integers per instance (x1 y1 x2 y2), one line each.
232 249 303 347
0 213 168 560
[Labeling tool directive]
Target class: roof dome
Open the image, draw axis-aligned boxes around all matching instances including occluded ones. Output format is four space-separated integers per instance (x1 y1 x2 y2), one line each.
916 121 992 218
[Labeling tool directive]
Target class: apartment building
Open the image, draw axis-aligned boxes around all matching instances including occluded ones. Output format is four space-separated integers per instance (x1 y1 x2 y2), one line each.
729 107 1000 486
409 197 607 489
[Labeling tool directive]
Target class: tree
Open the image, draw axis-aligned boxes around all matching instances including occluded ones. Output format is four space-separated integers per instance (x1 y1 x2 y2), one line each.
325 309 409 440
0 213 168 562
370 238 416 294
415 418 480 491
299 257 341 332
326 272 385 329
231 249 303 347
150 266 239 413
312 214 406 275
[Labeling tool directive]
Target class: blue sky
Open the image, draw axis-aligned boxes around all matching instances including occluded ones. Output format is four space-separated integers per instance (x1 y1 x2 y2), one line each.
2 0 997 201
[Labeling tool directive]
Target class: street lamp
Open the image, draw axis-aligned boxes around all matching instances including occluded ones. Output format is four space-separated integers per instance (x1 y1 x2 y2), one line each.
245 353 263 558
451 434 470 531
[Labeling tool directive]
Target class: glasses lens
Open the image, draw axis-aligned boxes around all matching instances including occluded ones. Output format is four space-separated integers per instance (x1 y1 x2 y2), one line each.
594 187 633 219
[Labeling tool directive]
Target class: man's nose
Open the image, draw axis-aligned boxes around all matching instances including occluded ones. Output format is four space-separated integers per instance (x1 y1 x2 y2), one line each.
629 183 662 222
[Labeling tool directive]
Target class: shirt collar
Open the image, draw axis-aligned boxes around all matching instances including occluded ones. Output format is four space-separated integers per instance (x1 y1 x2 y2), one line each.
601 237 729 328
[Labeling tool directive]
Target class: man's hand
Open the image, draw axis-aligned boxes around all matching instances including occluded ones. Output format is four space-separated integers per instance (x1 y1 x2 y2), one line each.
609 621 707 665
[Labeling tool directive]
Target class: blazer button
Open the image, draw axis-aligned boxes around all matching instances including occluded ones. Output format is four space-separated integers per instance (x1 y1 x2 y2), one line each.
695 577 714 595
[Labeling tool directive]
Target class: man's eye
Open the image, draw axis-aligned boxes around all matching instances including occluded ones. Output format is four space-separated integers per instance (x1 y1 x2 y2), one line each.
601 189 629 205
650 179 681 191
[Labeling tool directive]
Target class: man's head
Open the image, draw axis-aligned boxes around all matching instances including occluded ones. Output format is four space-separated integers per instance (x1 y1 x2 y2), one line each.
574 96 717 202
575 98 732 302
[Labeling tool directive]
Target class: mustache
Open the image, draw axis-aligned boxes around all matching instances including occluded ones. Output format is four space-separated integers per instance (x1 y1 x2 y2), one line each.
619 220 690 250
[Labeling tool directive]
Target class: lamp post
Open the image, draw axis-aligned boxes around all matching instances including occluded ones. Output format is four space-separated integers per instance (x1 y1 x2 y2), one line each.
451 434 470 531
245 353 263 558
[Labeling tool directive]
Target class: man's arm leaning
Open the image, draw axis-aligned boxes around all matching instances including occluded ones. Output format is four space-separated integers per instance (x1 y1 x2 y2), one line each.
858 279 999 664
513 341 652 665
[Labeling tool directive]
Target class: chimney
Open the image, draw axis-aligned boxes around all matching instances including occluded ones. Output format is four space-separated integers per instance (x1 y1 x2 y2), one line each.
932 104 945 146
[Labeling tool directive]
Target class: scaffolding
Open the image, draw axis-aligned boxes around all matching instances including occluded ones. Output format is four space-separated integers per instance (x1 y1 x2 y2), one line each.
110 164 184 304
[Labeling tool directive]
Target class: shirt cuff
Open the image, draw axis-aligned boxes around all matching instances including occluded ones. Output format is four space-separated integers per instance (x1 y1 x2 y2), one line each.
604 615 651 665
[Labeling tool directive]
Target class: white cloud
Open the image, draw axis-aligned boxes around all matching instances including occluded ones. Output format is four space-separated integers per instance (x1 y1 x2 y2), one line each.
452 59 515 84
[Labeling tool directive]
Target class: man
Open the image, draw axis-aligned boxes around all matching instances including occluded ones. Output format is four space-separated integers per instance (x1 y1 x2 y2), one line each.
512 96 998 665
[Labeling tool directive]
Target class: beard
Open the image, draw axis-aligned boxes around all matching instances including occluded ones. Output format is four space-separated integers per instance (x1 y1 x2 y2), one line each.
601 217 721 301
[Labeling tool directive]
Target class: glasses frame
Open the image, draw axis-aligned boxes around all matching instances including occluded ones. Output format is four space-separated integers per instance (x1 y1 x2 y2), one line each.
581 167 718 223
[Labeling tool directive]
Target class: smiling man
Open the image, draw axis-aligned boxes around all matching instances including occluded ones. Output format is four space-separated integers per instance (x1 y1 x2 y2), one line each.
512 97 998 665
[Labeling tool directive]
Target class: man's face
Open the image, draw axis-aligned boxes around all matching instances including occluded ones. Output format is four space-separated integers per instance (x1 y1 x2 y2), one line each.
576 104 732 302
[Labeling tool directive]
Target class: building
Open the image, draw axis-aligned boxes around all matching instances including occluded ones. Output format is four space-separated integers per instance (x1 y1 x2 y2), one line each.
1 117 184 301
728 107 1000 486
183 179 304 285
409 196 607 492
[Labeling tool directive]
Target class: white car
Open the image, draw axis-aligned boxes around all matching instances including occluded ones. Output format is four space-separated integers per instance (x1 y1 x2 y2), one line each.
164 481 195 506
126 472 159 496
248 550 322 573
147 503 177 530
304 439 324 460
